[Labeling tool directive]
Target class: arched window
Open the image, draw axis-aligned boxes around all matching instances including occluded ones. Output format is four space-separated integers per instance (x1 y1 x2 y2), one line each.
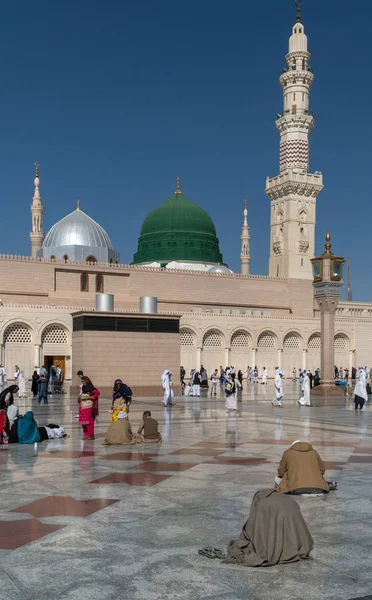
283 332 301 349
257 331 276 348
63 254 69 263
81 273 89 292
50 255 56 262
42 325 68 344
96 274 104 293
203 330 223 347
231 331 250 348
180 329 196 347
4 323 32 344
308 333 321 349
86 255 97 264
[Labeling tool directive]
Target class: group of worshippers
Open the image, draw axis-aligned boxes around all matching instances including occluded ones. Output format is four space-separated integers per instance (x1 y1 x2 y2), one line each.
182 367 210 398
75 373 162 444
207 440 335 567
0 385 66 445
104 378 161 444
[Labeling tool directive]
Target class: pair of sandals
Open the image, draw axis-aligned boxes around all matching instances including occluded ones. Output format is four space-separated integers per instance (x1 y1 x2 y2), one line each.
198 547 226 559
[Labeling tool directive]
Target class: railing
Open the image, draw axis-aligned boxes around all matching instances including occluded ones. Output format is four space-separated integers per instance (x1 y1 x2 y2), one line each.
0 254 289 282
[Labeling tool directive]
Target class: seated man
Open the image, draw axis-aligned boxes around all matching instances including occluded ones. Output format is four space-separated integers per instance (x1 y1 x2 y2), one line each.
275 440 330 495
137 411 161 443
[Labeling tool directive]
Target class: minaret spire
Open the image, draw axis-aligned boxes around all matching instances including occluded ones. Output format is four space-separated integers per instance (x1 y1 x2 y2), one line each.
240 200 251 275
295 0 302 22
30 162 44 257
265 4 323 279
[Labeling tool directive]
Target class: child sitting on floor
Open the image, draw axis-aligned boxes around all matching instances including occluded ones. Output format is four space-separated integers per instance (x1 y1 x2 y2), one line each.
137 411 161 443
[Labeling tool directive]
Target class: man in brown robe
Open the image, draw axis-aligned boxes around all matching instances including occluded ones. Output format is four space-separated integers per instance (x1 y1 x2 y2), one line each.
223 489 313 567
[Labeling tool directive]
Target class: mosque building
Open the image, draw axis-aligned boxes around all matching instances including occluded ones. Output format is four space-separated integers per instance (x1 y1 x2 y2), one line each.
0 4 371 390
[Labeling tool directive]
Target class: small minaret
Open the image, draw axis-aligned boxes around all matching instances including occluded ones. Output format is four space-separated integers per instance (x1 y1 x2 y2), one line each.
240 200 251 275
30 162 44 257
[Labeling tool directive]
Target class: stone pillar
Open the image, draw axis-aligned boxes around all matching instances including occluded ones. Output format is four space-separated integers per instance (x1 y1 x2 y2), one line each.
319 297 337 385
196 347 202 369
277 349 282 369
302 349 307 371
349 349 353 374
34 344 41 368
0 344 4 365
251 348 256 369
224 347 230 367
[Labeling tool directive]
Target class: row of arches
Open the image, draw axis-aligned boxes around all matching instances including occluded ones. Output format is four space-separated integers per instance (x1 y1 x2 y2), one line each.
1 322 72 380
180 328 350 351
180 328 351 377
2 323 69 346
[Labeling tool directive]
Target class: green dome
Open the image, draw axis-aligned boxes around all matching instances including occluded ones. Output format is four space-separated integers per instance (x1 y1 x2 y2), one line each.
132 189 224 265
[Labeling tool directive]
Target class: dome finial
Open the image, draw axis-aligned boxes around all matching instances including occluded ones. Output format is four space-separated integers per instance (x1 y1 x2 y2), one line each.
295 0 302 22
34 162 39 178
174 176 182 195
77 199 81 211
324 231 331 254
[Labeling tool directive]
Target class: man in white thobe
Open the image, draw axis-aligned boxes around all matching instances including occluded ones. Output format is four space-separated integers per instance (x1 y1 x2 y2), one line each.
298 371 311 406
261 368 268 385
272 372 284 407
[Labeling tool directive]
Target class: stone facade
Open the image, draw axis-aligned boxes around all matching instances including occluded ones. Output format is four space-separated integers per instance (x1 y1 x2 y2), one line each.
0 256 371 389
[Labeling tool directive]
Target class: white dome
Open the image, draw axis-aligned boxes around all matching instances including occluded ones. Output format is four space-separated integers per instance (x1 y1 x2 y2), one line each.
208 265 232 275
43 209 113 250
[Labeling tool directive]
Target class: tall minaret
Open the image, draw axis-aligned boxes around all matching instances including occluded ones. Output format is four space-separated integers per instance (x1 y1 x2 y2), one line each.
30 162 44 257
240 200 251 275
266 0 323 279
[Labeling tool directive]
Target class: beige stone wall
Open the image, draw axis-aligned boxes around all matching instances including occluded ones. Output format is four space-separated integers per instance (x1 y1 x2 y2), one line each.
72 329 180 397
1 257 372 383
0 257 314 317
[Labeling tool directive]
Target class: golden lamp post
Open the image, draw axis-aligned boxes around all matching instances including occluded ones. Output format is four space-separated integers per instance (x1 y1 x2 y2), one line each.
311 232 345 403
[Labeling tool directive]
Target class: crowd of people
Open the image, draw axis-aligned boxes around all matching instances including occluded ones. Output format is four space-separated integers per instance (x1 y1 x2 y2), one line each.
1 366 342 568
75 371 162 444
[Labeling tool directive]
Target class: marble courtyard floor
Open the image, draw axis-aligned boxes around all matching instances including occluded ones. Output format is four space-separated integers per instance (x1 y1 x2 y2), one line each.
1 382 372 600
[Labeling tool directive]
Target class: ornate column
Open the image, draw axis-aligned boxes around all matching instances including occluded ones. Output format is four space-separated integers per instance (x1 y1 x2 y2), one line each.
302 349 307 371
311 233 345 402
224 347 230 367
277 349 282 369
196 347 202 369
251 348 256 369
34 344 41 368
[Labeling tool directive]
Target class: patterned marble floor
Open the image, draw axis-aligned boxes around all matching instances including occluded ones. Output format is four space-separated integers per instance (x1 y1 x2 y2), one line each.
1 381 372 600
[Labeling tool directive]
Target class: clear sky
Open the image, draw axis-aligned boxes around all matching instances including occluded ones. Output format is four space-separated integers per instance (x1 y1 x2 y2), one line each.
0 0 369 300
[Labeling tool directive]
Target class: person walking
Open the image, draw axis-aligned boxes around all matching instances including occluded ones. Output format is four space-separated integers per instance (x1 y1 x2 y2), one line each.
210 369 219 396
31 370 39 397
37 371 48 404
78 376 100 440
18 371 27 399
192 370 201 397
225 373 237 413
261 367 268 385
161 370 173 406
298 371 311 406
14 365 20 383
272 371 284 407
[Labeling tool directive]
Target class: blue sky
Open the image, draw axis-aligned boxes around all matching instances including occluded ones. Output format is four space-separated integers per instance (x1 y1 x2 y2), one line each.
0 0 369 299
